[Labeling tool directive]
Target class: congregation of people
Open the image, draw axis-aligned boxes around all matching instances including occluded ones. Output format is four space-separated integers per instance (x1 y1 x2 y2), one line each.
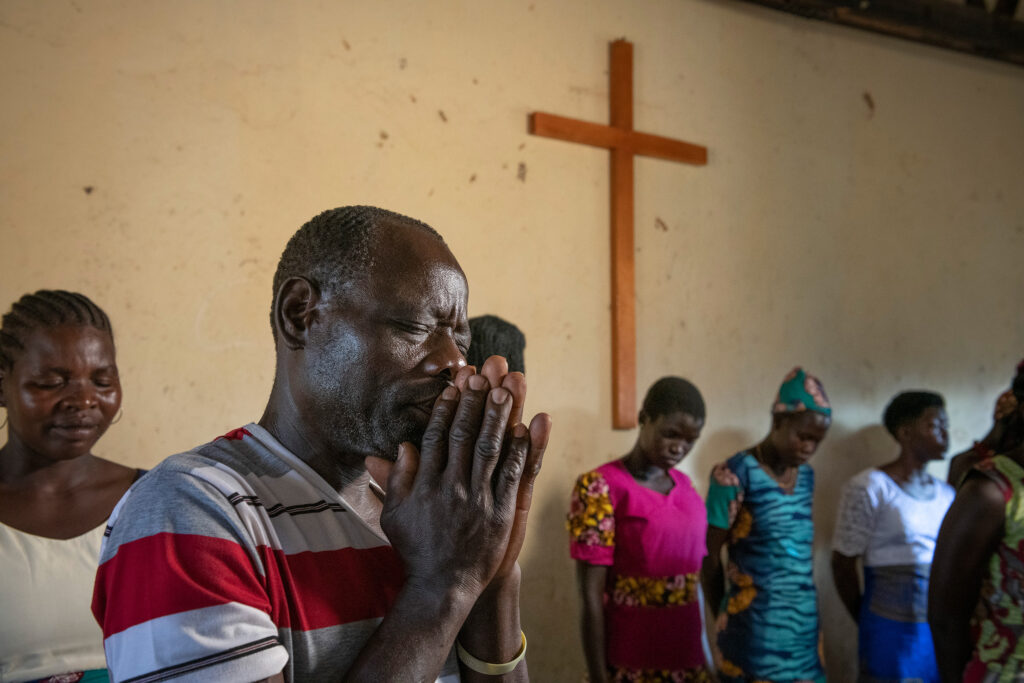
568 364 1024 683
0 206 1022 683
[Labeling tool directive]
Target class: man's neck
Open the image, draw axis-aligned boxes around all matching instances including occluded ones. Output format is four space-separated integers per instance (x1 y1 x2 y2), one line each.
258 391 367 492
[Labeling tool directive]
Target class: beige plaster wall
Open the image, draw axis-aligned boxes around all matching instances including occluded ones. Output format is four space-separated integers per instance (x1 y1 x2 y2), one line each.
2 1 1023 679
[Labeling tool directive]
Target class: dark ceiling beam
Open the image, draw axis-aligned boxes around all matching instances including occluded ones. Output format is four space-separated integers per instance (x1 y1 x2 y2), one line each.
735 0 1024 67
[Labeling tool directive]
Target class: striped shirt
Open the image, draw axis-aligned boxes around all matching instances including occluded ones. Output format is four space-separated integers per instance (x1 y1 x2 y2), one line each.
91 424 458 682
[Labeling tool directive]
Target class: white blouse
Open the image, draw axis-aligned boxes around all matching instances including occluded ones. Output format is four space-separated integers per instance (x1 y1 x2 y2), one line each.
833 468 955 567
0 522 108 682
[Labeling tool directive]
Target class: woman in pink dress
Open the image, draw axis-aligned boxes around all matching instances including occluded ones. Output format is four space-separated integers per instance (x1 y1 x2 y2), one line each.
568 376 710 682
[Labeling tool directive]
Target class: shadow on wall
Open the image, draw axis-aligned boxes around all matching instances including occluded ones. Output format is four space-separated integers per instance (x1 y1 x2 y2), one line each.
813 423 894 683
689 427 760 495
520 408 607 683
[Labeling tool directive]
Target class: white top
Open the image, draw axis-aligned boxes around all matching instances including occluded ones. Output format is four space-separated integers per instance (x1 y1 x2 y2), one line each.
0 522 108 682
832 467 955 567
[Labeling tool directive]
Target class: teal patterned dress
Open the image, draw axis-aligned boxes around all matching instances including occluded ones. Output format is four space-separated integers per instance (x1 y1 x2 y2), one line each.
706 450 823 682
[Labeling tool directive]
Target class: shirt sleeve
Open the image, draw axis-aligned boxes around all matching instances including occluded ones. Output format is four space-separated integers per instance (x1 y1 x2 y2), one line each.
832 475 878 557
567 470 615 565
92 464 289 683
706 457 745 530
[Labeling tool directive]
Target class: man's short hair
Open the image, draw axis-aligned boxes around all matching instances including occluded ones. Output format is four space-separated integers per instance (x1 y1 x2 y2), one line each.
270 206 444 337
882 391 945 438
641 376 706 422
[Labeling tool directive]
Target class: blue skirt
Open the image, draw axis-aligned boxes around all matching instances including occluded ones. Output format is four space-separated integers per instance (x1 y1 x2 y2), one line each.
859 565 938 683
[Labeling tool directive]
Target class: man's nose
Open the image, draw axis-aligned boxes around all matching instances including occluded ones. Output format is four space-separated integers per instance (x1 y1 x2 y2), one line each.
422 332 467 377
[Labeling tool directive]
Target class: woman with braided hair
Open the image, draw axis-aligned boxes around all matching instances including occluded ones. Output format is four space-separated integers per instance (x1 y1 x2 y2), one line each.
0 290 142 682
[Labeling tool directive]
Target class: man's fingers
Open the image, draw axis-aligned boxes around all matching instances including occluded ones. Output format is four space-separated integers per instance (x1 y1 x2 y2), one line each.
469 385 513 489
501 371 526 430
418 385 460 477
493 422 531 510
454 365 476 392
479 355 508 391
385 442 420 504
446 373 492 484
525 412 551 485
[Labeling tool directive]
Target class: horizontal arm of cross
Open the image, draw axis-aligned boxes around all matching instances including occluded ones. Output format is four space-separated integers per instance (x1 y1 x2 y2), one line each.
529 112 707 165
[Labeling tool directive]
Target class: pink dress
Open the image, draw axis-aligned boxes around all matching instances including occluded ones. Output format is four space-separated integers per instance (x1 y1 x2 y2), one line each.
568 459 709 682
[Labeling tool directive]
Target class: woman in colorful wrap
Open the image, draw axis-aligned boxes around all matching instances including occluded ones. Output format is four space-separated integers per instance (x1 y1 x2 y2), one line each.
0 291 142 683
832 391 954 682
929 363 1024 681
568 376 710 683
703 367 831 683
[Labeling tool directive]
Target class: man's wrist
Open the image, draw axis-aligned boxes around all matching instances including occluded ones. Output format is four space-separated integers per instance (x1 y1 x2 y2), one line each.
460 564 523 665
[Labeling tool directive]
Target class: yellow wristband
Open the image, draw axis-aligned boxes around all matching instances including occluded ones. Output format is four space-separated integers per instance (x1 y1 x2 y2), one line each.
456 631 527 676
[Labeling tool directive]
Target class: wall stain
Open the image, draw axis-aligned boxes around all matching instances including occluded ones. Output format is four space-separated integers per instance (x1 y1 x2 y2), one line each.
438 110 448 122
655 217 668 232
342 39 351 51
469 173 477 183
517 162 527 182
863 91 875 117
399 57 407 70
518 142 525 150
410 94 417 103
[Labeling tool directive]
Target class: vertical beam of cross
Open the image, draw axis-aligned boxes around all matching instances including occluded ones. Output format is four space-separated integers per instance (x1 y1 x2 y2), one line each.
529 39 708 429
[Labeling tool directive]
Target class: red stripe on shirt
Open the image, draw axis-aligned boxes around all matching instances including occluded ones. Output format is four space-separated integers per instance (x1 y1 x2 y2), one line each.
94 532 405 637
93 532 271 637
259 544 404 630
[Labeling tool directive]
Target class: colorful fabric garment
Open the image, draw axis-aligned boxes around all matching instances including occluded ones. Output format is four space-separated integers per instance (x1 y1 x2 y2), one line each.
568 460 710 680
706 451 822 682
92 424 459 683
772 367 831 417
963 455 1024 682
0 522 110 683
833 468 953 682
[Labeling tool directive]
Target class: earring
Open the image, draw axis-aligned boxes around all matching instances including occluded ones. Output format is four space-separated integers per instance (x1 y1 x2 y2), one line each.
111 409 123 425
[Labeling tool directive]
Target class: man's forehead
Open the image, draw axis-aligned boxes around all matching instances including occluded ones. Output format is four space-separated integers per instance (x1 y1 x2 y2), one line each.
358 220 467 304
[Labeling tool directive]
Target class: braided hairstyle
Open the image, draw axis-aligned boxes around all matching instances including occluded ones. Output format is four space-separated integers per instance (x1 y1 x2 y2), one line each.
0 290 114 370
271 206 446 339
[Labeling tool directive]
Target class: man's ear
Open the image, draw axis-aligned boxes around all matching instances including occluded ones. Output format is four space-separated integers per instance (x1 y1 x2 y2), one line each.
637 409 650 426
274 277 321 350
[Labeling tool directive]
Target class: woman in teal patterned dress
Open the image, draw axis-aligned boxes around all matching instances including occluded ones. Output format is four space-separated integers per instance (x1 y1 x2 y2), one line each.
702 367 832 682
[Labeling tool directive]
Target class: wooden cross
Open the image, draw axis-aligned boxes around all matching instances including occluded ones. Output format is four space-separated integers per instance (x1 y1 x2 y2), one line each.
528 39 708 429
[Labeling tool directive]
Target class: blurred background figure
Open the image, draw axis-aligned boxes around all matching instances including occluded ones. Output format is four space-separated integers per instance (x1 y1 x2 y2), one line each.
467 315 525 374
832 391 953 683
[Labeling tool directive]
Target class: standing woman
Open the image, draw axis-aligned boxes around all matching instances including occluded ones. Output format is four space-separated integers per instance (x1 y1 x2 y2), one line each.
832 391 954 682
929 366 1024 681
703 367 832 682
0 291 140 682
568 377 710 683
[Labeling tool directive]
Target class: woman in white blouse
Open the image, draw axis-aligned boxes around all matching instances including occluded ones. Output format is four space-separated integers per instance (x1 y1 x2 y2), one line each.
831 391 953 683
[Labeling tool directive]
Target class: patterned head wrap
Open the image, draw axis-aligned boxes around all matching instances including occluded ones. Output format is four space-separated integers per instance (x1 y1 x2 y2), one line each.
772 367 831 417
